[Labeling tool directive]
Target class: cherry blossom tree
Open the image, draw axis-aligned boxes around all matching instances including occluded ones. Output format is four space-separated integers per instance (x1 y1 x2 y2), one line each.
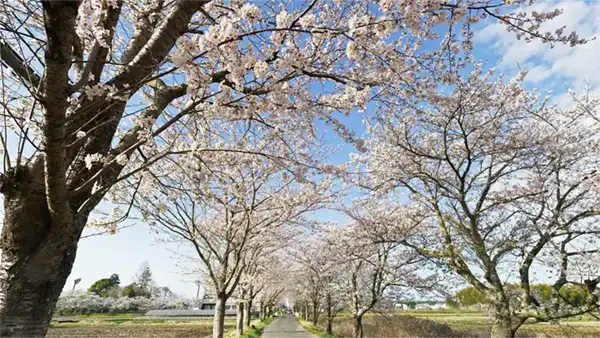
238 242 294 332
344 199 431 338
358 68 600 338
233 235 297 335
289 237 328 325
0 0 585 335
319 199 428 338
245 253 292 321
130 120 331 338
290 231 347 332
321 273 346 335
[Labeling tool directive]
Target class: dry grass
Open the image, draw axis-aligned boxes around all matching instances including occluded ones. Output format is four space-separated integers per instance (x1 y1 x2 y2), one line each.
324 313 600 338
324 314 464 338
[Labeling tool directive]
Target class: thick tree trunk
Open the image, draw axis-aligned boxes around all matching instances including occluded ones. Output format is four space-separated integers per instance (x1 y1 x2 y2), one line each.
491 322 514 338
490 301 516 338
353 314 363 338
236 300 244 336
0 164 84 337
244 299 252 329
212 295 227 338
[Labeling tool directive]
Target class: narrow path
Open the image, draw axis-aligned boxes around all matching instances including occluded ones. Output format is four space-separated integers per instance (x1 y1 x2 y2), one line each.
261 314 319 338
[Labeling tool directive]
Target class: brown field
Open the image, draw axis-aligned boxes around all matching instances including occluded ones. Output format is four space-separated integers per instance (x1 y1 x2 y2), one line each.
47 315 235 338
48 324 215 338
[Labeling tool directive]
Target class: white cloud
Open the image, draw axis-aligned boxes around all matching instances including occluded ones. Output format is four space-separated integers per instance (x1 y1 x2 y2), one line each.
475 1 600 92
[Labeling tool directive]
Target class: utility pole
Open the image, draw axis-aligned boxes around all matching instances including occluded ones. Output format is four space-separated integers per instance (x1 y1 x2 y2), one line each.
195 280 202 300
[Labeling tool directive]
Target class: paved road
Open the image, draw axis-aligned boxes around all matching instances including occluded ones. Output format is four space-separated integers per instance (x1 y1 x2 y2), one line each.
262 315 319 338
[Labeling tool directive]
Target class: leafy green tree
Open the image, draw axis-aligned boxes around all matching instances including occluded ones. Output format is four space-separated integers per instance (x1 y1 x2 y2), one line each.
455 284 588 308
456 286 488 307
560 285 590 307
88 274 120 297
445 297 459 309
122 283 151 298
531 284 553 303
122 283 138 298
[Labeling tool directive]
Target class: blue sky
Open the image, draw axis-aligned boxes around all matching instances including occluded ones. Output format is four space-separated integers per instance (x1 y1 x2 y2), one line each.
64 0 600 298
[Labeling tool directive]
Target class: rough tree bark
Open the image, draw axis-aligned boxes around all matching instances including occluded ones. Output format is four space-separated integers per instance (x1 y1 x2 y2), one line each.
0 161 85 337
352 314 364 338
491 322 514 338
236 300 245 336
213 294 227 338
0 1 205 337
259 301 264 321
325 293 333 334
490 301 516 338
312 300 320 325
244 298 252 329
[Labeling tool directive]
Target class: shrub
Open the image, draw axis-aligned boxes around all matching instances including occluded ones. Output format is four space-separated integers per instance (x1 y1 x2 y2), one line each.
54 291 193 315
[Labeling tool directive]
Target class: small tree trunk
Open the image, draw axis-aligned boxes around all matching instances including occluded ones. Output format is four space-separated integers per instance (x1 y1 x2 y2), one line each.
303 304 308 320
259 301 265 321
353 314 363 338
236 300 244 336
0 164 84 337
212 294 227 338
244 299 252 329
326 293 333 334
312 300 319 325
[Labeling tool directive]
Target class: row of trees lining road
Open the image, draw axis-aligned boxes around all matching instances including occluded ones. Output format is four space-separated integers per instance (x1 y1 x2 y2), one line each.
0 0 597 338
126 114 334 338
290 201 437 338
353 66 600 337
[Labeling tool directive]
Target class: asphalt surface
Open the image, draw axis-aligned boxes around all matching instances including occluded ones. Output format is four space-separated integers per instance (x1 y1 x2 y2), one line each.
261 315 319 338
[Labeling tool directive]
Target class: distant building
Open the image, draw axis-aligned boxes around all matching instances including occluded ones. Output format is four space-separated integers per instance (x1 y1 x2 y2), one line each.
199 298 236 311
414 302 448 310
